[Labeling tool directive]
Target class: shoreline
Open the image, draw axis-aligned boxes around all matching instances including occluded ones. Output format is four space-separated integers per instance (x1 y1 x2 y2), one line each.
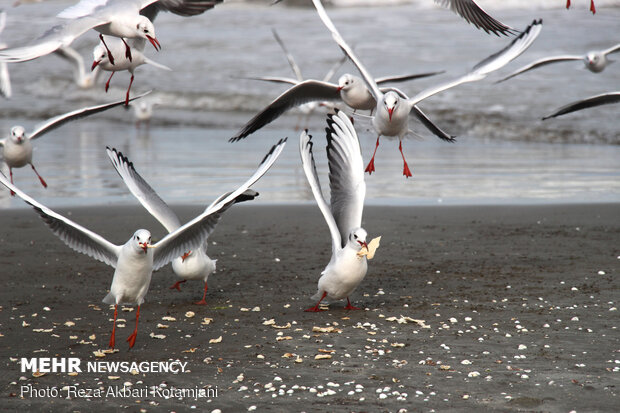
1 204 618 411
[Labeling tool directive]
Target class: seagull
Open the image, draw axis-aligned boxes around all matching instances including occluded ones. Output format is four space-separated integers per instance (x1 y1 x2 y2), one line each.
0 139 286 349
300 110 370 312
542 91 620 120
566 0 596 14
131 96 161 128
0 0 222 64
54 46 103 89
311 0 542 177
92 36 171 106
0 9 12 98
498 43 620 83
233 28 445 141
106 147 239 305
0 92 149 194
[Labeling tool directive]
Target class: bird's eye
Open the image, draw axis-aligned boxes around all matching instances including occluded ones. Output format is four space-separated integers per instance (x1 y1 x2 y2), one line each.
354 234 358 239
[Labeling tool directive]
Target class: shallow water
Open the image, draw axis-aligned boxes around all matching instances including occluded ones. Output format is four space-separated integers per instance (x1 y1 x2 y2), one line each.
0 1 619 208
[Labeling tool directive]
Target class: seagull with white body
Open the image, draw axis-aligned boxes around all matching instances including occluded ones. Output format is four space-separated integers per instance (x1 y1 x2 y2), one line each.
106 147 236 305
0 9 12 98
0 139 286 349
232 29 446 141
132 96 161 128
300 110 371 312
92 36 171 105
498 43 620 83
0 92 148 193
543 91 620 120
311 0 542 177
0 0 222 64
54 45 103 89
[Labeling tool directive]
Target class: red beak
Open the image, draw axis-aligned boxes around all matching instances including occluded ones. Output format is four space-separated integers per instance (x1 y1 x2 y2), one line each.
147 35 161 51
91 60 100 71
388 107 394 121
336 86 343 92
358 241 368 249
140 242 148 253
181 251 192 262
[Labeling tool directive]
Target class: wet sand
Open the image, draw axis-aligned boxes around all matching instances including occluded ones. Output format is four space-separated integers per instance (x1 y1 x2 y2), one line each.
0 203 618 411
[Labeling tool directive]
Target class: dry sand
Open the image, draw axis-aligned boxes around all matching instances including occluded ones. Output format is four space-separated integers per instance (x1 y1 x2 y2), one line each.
0 203 618 411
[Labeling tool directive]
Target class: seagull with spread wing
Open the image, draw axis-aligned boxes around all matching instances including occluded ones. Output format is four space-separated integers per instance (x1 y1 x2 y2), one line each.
300 110 372 312
311 0 542 178
0 139 286 349
0 0 222 64
498 43 620 83
106 147 241 305
1 92 149 193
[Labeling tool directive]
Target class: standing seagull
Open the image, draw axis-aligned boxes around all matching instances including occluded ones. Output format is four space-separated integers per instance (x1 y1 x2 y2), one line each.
542 91 620 120
0 9 11 98
0 139 286 349
92 36 171 105
312 0 542 177
498 43 620 83
0 92 149 193
107 147 228 305
0 0 222 64
301 110 371 312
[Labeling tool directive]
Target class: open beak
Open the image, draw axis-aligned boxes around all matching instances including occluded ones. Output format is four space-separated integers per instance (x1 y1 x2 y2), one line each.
181 251 192 262
358 240 368 249
387 107 394 121
91 60 101 71
147 35 161 51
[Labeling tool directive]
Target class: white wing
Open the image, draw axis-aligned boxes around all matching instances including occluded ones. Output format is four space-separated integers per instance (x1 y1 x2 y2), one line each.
542 91 620 120
0 61 10 99
245 76 300 86
299 130 341 255
435 0 517 36
311 0 383 102
375 71 445 84
152 138 287 269
326 110 365 249
602 43 620 57
0 16 107 63
28 91 150 140
408 19 542 107
106 147 182 233
0 172 121 267
229 80 340 142
0 9 6 35
497 54 583 83
272 28 303 82
58 0 152 19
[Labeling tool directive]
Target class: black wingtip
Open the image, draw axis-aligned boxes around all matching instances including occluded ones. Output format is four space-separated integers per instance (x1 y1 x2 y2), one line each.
259 137 287 165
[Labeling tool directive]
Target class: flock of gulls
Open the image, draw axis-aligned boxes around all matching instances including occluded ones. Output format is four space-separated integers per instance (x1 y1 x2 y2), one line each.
0 0 613 350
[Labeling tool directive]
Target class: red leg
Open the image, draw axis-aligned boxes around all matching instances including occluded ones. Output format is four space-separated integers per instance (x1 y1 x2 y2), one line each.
566 0 570 9
8 168 15 196
99 34 115 66
304 291 327 312
126 305 140 348
399 141 412 178
125 74 134 106
169 279 187 291
344 297 360 311
105 72 114 92
108 304 118 349
365 135 380 174
121 38 133 62
195 281 208 305
30 164 47 188
590 0 595 13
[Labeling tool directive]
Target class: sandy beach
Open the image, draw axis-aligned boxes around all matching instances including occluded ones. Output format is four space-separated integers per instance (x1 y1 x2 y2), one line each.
0 203 617 411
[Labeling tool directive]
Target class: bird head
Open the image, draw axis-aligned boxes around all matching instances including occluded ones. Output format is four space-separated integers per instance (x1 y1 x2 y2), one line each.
136 16 160 51
337 74 355 92
348 227 368 251
383 92 399 121
132 229 155 254
91 44 107 70
10 126 26 144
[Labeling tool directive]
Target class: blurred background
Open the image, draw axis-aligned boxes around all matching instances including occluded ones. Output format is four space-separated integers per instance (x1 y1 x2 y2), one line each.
0 0 619 208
